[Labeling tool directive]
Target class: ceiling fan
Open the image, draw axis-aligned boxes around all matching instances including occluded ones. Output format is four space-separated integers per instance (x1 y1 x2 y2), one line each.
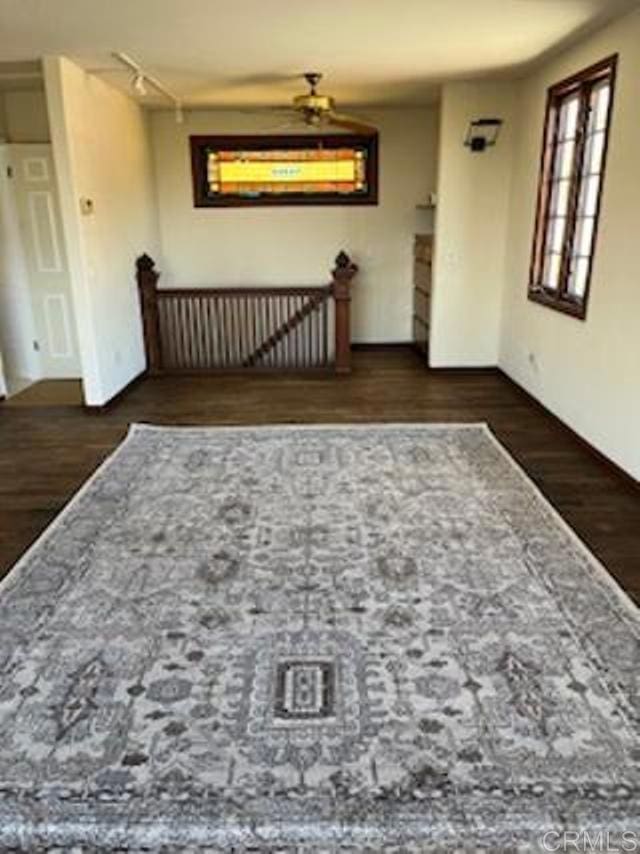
267 72 377 135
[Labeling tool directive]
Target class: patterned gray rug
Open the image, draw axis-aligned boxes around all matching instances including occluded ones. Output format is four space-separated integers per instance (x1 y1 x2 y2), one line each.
0 423 637 852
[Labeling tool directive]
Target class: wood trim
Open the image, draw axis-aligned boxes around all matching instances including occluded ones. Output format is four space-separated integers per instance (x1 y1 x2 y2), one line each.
528 54 618 321
549 54 620 97
351 342 414 351
499 369 639 493
427 366 500 375
157 286 330 298
190 133 379 208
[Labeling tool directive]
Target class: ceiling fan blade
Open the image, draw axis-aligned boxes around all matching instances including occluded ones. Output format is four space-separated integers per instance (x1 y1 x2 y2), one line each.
257 115 307 133
221 106 293 115
327 112 378 135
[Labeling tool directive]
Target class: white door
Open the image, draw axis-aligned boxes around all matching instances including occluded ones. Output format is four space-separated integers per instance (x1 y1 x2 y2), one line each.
8 144 81 378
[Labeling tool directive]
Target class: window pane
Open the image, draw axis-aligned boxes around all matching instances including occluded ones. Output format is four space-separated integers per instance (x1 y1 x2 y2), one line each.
549 179 571 216
543 253 562 290
591 82 611 132
554 140 575 179
546 216 567 253
583 130 605 175
573 216 595 257
568 257 590 298
558 94 580 140
579 174 601 216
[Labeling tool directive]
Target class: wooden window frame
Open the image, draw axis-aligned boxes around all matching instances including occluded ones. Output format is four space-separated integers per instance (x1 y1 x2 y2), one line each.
528 55 617 320
190 133 379 208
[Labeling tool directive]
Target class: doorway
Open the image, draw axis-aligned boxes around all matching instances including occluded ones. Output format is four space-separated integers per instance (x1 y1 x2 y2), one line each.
0 141 81 398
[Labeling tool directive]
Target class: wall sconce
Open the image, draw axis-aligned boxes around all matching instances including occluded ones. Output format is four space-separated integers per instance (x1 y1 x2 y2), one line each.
464 118 503 152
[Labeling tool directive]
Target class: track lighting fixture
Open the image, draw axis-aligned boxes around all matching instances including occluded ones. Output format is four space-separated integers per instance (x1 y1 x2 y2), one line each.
132 72 147 96
112 52 183 124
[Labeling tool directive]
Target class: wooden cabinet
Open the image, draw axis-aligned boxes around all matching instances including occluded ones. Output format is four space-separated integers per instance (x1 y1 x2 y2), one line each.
413 234 433 359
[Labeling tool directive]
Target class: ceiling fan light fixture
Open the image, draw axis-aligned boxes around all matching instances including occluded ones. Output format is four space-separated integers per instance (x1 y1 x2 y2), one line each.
293 93 335 113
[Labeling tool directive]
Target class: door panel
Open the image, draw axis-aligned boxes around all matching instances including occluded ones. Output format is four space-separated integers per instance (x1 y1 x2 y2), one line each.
28 190 63 273
9 144 80 378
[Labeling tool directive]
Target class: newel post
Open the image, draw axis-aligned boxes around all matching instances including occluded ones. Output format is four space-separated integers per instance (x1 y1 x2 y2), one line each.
331 250 358 374
136 254 162 374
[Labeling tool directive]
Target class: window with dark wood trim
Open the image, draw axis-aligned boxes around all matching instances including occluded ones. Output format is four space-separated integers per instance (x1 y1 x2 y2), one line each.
528 55 617 319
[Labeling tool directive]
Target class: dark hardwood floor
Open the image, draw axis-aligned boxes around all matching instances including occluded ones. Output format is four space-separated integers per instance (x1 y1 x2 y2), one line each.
1 348 638 604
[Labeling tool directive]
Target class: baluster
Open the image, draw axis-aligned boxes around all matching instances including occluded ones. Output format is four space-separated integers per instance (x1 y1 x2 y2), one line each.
196 296 205 368
263 296 269 368
185 297 194 369
238 296 245 364
225 296 234 367
189 297 199 369
202 296 210 367
182 296 192 370
312 300 318 368
251 296 259 366
296 295 302 369
167 298 176 368
322 295 328 368
307 299 312 368
210 296 218 367
246 296 251 364
278 295 285 370
300 297 310 368
283 295 289 368
234 296 241 365
233 297 241 367
195 297 203 368
166 298 174 368
174 297 183 369
157 299 167 367
294 296 299 369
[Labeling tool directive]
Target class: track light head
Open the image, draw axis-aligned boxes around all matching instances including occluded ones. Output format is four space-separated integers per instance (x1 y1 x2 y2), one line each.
132 72 147 96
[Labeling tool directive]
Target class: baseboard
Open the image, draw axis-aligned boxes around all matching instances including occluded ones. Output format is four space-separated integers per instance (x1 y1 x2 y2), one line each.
498 369 639 492
351 342 414 351
428 365 500 375
83 370 147 414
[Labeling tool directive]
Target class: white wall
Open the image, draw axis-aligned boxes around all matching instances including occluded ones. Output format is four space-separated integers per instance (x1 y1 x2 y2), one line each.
150 108 439 343
44 56 160 406
0 145 41 382
501 7 640 481
0 90 50 143
429 81 516 367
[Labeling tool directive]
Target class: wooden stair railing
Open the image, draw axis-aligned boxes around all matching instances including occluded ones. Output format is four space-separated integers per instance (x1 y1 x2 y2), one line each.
242 288 330 368
136 251 358 374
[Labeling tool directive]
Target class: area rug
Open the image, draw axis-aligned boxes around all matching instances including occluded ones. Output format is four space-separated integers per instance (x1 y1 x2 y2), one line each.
0 424 637 852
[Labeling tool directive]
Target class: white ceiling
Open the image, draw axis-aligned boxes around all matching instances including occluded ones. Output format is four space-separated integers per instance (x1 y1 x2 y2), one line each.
0 0 637 107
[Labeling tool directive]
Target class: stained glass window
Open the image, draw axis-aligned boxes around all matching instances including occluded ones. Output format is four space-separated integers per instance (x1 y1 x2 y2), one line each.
191 135 378 207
